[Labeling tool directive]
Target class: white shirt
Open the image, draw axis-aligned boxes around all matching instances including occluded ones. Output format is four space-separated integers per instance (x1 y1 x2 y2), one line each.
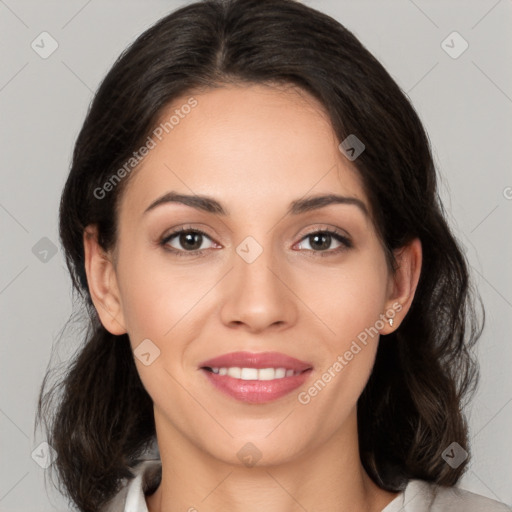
103 459 511 512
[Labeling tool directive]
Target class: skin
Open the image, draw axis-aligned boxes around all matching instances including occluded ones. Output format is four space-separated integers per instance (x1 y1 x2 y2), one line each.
83 83 422 512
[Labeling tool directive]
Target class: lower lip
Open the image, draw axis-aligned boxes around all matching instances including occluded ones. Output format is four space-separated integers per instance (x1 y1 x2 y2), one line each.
200 368 313 403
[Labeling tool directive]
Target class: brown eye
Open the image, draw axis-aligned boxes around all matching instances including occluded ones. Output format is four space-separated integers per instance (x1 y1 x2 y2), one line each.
295 230 352 256
160 228 216 256
176 231 204 251
308 232 333 251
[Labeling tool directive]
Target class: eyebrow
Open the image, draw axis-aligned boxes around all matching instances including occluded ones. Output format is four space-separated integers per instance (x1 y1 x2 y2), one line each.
143 191 369 217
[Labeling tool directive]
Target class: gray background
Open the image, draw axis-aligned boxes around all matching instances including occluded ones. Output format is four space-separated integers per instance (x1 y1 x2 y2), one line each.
1 0 511 510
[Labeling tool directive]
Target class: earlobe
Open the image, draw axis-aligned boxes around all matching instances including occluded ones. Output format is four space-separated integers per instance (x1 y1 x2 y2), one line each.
83 225 127 335
382 237 422 333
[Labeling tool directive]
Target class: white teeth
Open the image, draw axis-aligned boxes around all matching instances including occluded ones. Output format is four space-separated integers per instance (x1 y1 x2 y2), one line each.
240 368 258 380
227 367 241 379
274 368 286 379
208 366 302 380
258 368 278 381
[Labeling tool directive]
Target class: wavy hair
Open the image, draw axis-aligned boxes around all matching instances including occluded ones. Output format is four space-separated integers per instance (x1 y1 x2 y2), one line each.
36 0 483 510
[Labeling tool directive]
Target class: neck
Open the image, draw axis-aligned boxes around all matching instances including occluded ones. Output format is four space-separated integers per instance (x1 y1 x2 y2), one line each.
146 407 399 512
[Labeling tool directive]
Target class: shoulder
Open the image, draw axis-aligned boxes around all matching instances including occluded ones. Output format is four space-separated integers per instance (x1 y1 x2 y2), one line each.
395 479 511 512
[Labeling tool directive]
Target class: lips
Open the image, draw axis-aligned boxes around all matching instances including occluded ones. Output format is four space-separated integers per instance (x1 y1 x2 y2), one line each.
201 368 312 403
198 351 313 372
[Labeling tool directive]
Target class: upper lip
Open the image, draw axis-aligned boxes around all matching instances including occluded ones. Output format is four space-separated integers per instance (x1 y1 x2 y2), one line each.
199 351 313 371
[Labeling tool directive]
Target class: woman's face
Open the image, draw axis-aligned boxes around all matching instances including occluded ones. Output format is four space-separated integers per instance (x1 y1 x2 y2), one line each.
87 83 419 467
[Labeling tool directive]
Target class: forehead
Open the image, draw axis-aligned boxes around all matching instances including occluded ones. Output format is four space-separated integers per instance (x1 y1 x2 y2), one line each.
119 83 368 221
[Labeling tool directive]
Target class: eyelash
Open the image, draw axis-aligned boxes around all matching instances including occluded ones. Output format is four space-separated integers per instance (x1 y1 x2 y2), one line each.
159 226 353 258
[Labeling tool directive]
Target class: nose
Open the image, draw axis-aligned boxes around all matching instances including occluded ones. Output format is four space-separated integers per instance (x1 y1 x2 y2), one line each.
219 239 298 333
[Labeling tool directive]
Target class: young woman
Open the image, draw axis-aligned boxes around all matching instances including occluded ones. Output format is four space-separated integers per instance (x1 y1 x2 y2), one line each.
37 0 510 511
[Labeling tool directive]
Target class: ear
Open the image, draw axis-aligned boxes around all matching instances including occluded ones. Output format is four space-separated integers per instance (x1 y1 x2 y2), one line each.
83 224 127 335
381 237 422 334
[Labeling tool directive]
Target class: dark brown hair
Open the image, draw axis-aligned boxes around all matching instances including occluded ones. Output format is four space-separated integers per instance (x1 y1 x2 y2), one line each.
36 0 483 510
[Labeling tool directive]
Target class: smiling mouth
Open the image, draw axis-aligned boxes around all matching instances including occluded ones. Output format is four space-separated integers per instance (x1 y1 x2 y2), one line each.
199 365 313 404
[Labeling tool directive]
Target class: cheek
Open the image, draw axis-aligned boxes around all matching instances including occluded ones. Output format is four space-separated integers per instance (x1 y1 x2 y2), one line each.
314 254 389 407
115 245 210 342
300 255 389 345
